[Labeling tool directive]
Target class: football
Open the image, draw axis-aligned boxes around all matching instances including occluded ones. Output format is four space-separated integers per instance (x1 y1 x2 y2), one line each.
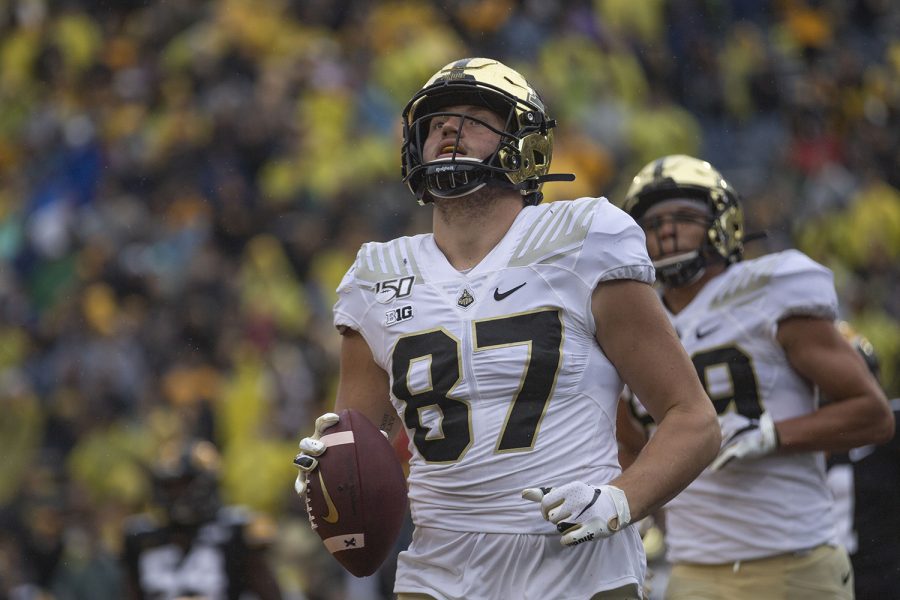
304 408 409 577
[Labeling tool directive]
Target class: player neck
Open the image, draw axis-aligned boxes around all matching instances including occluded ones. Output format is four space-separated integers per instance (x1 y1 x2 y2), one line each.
662 262 726 314
431 188 524 272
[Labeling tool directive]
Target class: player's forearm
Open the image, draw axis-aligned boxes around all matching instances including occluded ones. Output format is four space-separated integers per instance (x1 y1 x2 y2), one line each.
611 403 719 521
334 329 399 439
616 399 649 470
334 395 400 440
776 392 894 453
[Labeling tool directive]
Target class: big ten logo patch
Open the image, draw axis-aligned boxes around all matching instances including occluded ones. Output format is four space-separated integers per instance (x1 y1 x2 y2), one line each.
385 305 413 326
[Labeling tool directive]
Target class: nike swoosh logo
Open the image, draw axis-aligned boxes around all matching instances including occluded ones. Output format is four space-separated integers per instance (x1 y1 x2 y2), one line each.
318 471 339 523
493 282 526 301
842 570 851 585
573 488 603 520
557 488 602 533
696 323 721 339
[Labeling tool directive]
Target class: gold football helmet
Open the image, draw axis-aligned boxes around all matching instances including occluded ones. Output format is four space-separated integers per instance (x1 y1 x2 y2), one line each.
401 58 572 205
622 155 744 286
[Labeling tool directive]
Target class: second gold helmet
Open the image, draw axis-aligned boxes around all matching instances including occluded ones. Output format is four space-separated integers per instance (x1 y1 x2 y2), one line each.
622 155 744 286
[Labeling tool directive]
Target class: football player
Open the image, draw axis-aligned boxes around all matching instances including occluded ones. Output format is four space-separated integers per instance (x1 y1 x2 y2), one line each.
292 58 721 599
122 439 282 600
618 155 894 600
826 323 900 600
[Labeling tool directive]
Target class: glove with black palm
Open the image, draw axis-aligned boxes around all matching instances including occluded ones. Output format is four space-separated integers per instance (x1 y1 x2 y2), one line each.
522 482 632 546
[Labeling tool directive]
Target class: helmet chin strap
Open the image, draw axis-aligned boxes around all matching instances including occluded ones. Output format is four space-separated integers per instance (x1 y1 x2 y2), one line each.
653 250 708 288
424 157 490 199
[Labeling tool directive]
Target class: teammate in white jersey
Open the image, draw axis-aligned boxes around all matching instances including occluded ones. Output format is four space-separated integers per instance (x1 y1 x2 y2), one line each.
292 59 721 600
618 154 894 600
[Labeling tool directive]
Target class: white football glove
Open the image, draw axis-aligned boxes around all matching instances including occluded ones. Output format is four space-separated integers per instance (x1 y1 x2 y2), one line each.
292 412 341 495
710 411 779 471
522 482 631 546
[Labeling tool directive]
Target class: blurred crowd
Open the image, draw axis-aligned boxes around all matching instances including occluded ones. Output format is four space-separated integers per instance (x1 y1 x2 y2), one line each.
0 0 897 598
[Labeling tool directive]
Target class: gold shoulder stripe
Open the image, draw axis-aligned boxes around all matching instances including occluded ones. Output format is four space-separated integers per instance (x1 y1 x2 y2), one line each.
353 238 424 284
508 199 598 267
709 256 777 308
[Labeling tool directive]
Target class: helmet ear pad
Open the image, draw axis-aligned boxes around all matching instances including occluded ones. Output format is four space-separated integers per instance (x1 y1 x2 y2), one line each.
500 125 553 187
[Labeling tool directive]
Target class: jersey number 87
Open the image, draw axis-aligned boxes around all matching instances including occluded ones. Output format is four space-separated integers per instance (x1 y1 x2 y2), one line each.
391 309 562 463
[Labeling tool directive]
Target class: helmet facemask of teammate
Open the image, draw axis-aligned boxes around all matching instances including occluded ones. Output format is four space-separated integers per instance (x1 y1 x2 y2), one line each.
639 199 716 286
402 57 573 206
622 155 744 287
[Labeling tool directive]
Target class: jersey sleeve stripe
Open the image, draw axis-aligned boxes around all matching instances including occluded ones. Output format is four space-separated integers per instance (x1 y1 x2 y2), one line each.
403 238 424 282
352 239 424 283
508 199 599 267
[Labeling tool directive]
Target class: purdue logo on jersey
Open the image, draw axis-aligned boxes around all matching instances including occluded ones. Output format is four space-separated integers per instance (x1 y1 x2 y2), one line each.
375 276 415 304
457 288 475 308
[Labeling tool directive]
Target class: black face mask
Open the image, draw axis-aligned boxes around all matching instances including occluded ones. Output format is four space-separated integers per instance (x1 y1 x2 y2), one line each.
640 211 714 288
406 109 517 202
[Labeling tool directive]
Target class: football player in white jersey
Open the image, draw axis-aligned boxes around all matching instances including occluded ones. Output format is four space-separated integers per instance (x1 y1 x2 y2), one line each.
618 154 895 600
292 59 721 600
825 323 900 600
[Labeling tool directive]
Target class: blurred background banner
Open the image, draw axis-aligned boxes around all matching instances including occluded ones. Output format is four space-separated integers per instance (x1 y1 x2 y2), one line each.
0 1 897 598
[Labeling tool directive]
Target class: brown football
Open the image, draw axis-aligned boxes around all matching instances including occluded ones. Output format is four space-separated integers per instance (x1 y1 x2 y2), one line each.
304 408 408 577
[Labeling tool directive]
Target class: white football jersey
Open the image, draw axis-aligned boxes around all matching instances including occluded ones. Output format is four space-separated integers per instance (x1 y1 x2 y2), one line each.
334 197 654 536
629 250 840 563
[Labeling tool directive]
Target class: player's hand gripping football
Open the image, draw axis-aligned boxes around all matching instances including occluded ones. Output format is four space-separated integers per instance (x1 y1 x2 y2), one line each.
522 483 632 546
292 412 341 495
710 411 779 471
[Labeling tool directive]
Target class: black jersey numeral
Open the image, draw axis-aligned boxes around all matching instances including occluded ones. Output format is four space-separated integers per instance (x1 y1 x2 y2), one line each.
391 309 563 462
691 346 763 419
628 345 763 429
474 310 563 452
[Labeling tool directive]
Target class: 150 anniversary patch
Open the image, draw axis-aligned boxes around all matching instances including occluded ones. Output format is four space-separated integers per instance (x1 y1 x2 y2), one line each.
375 276 415 304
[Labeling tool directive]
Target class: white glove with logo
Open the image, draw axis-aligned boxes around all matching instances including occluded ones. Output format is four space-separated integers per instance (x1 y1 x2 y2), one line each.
522 482 631 546
710 411 779 471
292 412 341 495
